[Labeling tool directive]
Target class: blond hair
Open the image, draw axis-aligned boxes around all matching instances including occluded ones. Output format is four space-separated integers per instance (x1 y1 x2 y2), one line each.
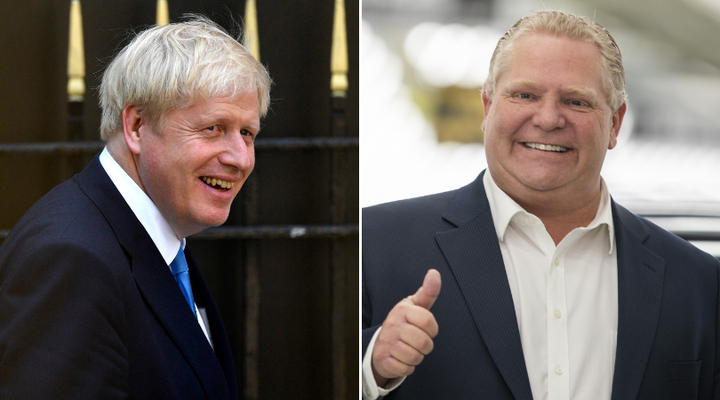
483 10 626 111
99 16 271 140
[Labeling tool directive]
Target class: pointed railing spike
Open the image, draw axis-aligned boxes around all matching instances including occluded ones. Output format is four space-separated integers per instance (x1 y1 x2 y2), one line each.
67 0 85 102
157 0 169 26
244 0 260 61
330 0 348 96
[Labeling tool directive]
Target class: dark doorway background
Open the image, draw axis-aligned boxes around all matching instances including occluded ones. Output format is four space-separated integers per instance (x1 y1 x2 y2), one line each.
0 1 358 399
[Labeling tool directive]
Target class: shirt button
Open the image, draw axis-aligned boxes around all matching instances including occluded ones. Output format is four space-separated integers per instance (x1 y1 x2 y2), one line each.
527 216 536 224
554 309 562 319
555 367 564 375
554 257 560 266
364 387 372 397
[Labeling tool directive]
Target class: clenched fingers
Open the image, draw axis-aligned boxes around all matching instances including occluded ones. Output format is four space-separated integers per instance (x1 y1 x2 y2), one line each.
405 304 439 339
389 337 426 367
399 323 435 356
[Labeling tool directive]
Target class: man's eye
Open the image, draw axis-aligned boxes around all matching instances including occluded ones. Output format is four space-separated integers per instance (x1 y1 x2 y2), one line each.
241 129 252 137
570 100 585 107
518 93 531 99
206 125 217 131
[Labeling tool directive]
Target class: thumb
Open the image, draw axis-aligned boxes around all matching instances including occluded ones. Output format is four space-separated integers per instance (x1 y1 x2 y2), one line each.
409 269 442 310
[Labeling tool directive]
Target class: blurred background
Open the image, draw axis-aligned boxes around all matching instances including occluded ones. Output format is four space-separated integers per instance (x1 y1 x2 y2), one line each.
0 1 358 399
361 0 720 258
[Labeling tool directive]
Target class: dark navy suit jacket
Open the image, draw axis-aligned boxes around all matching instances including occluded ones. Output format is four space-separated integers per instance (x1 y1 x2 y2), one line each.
363 171 720 399
0 155 238 399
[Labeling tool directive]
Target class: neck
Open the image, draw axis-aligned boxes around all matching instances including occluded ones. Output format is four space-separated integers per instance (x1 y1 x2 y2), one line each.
494 173 603 245
522 193 601 245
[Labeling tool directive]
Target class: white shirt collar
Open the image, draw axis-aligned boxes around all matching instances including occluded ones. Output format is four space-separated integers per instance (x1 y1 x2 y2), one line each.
483 170 615 254
99 147 183 265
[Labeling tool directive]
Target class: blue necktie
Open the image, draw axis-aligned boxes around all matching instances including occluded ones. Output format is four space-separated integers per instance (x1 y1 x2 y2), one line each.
170 245 197 318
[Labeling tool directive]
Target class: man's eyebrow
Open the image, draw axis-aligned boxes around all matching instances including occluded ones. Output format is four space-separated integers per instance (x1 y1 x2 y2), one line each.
566 86 597 98
203 111 261 131
507 79 539 89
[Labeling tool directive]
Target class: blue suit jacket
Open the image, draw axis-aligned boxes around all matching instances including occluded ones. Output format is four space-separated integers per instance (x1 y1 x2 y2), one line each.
363 171 720 399
0 155 238 399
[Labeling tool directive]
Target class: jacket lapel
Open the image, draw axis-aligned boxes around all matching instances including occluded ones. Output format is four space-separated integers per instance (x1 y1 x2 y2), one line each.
186 251 238 399
435 171 534 400
75 155 231 399
610 202 665 400
131 239 231 399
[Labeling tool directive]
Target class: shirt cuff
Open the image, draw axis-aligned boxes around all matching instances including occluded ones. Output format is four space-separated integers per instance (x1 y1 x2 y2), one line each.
362 327 406 399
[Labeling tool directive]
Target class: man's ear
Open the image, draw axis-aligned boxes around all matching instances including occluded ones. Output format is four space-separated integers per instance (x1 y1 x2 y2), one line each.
122 104 144 155
481 89 492 132
608 102 627 150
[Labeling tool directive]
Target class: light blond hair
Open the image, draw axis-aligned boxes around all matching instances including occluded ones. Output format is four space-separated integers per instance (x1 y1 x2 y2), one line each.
99 16 271 140
483 10 627 111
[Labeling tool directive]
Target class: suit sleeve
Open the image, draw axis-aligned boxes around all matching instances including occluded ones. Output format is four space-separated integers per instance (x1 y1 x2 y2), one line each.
0 240 129 399
362 264 381 356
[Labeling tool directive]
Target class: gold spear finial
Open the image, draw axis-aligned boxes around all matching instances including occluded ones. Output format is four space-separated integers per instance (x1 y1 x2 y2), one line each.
157 0 170 26
244 0 260 61
330 0 348 96
67 0 85 102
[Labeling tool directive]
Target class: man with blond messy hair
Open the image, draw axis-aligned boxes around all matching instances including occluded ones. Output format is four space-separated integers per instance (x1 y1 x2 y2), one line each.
0 16 270 399
362 10 720 400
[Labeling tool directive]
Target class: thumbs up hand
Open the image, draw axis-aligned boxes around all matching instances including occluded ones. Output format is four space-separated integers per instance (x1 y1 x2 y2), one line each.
371 269 442 387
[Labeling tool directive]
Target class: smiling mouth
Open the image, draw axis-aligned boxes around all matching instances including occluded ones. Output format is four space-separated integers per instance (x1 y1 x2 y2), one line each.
523 142 568 153
200 176 234 191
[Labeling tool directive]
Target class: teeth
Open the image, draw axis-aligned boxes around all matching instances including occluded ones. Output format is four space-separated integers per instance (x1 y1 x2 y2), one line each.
524 142 568 152
201 176 234 190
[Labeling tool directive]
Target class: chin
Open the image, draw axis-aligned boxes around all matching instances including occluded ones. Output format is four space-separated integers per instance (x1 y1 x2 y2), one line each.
520 168 569 184
194 209 232 229
206 214 231 228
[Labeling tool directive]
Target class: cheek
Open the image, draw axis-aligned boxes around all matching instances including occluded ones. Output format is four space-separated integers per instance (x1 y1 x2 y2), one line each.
172 153 195 176
593 119 614 151
490 105 526 135
165 140 196 169
171 140 215 176
137 146 165 185
248 150 256 169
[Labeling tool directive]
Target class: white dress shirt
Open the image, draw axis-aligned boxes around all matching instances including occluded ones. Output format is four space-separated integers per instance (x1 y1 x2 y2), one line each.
362 172 618 400
99 147 212 344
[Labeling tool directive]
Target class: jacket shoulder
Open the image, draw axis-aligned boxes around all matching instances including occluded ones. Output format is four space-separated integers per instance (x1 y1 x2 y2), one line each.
0 176 124 275
614 202 719 266
363 190 457 231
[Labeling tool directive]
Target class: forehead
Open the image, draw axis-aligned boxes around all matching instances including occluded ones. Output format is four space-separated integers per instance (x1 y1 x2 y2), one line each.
500 32 605 91
169 93 260 121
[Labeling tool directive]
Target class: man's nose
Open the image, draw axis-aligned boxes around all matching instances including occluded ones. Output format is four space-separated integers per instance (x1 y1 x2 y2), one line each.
218 132 254 170
532 99 566 131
